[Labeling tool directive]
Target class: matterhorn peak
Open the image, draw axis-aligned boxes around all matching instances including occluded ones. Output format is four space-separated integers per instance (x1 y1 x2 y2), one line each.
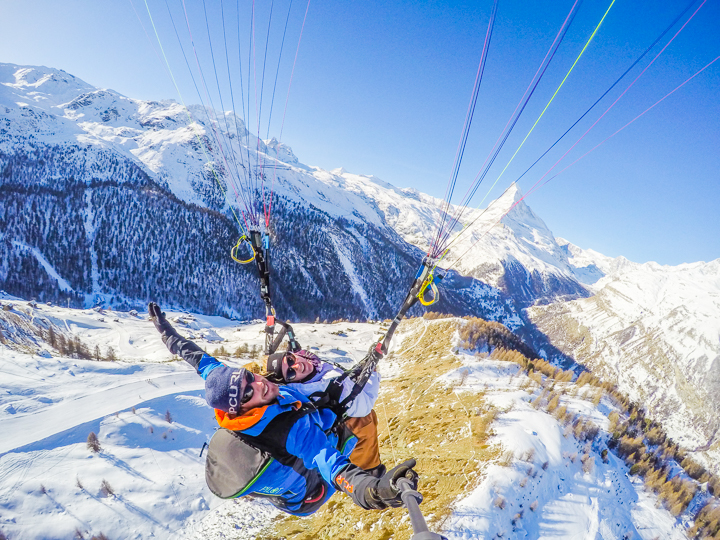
491 182 524 211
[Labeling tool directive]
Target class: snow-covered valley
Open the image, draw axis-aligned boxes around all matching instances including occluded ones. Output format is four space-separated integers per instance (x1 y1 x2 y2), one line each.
0 297 709 539
2 61 720 540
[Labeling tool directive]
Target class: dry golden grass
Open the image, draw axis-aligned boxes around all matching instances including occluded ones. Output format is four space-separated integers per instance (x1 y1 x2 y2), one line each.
260 318 502 540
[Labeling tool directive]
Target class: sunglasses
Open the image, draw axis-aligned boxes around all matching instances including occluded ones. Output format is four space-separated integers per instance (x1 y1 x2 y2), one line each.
240 371 255 405
283 353 298 382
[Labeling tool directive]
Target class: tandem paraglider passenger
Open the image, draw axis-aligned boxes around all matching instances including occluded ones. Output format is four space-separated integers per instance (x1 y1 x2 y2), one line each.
147 302 418 516
265 349 384 477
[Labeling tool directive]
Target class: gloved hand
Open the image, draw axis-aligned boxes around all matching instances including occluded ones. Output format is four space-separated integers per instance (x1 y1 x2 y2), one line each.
148 302 176 337
335 459 419 510
374 459 419 507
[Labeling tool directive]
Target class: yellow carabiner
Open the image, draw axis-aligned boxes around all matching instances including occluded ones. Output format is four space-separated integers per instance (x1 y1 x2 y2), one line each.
231 236 256 264
417 273 440 306
418 282 439 306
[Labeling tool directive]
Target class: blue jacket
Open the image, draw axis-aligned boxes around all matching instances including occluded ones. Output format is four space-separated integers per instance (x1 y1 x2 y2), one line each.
199 353 356 513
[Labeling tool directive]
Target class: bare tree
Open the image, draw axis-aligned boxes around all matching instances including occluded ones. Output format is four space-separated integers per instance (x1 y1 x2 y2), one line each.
87 431 101 453
105 346 118 362
99 479 114 497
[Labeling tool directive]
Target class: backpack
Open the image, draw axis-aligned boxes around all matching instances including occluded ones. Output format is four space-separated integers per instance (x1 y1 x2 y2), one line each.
205 428 275 499
204 411 357 514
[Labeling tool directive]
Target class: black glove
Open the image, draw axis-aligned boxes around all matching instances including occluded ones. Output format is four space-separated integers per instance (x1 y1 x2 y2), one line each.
335 459 419 510
147 303 205 371
148 302 175 336
375 459 419 507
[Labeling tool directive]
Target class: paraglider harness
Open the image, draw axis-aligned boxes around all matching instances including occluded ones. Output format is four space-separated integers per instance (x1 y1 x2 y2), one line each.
232 228 301 355
204 400 358 516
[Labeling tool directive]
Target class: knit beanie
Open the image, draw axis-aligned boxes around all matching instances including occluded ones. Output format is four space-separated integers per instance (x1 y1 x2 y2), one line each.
205 365 250 414
266 353 285 378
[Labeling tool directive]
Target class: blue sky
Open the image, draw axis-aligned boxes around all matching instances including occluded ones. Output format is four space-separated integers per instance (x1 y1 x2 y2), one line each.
1 0 718 265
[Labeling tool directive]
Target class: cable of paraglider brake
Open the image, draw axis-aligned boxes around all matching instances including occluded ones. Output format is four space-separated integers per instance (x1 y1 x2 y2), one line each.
518 0 709 198
463 0 617 220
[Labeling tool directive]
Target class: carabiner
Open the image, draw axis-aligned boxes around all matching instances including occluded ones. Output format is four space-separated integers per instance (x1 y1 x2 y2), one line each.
417 273 440 306
230 236 256 264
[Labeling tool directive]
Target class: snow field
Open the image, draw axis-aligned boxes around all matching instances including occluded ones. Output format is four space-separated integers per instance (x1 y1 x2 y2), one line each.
0 304 700 539
0 301 388 539
442 354 691 539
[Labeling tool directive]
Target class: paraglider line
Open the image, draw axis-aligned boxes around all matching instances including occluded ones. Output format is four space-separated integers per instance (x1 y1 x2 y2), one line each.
434 0 582 256
138 0 248 234
446 53 720 273
432 0 498 255
267 0 311 226
512 0 702 186
477 0 618 211
523 0 708 196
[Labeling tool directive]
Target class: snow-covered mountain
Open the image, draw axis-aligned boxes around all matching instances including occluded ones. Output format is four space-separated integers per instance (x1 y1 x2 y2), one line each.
293 168 591 306
529 240 720 468
0 62 587 322
3 62 719 479
0 63 525 329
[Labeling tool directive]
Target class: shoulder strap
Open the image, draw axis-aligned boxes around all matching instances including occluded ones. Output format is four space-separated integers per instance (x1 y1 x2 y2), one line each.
267 319 301 354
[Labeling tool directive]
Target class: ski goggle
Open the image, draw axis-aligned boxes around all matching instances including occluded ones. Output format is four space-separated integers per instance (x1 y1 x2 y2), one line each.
283 353 298 382
240 371 255 405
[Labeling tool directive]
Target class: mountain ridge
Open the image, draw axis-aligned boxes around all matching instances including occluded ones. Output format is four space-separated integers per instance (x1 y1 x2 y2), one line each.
2 62 719 471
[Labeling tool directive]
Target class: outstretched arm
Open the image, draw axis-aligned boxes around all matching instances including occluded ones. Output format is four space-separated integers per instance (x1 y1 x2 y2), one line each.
148 302 221 378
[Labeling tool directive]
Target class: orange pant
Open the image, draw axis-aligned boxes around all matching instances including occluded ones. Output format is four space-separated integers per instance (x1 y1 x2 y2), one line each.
345 410 381 470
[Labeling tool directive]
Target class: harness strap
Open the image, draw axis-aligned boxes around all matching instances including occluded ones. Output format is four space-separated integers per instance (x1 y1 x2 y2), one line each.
330 257 444 419
267 319 302 355
247 229 280 355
